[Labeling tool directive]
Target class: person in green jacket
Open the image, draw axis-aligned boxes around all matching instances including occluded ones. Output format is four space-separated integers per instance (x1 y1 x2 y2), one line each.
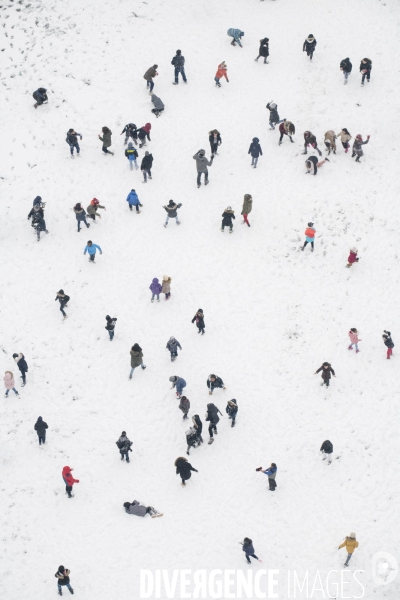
129 343 147 379
241 194 252 227
98 127 114 155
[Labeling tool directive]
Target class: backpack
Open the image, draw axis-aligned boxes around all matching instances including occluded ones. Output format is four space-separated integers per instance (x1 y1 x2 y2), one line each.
305 227 315 238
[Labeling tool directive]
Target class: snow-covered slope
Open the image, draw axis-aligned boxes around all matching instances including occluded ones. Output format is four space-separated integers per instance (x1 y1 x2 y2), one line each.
1 0 400 598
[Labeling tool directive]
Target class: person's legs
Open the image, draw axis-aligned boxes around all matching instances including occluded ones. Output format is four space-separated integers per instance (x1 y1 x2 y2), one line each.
279 133 284 144
75 142 80 155
60 303 66 316
58 583 62 593
129 367 135 378
164 216 169 227
147 169 152 179
208 423 214 438
311 241 314 251
108 330 114 340
150 80 154 92
253 157 258 167
175 216 180 224
302 241 308 250
344 553 352 567
243 214 249 225
387 348 393 359
66 485 73 498
215 77 221 86
143 169 147 182
361 72 366 84
181 67 187 82
21 371 26 385
251 156 255 165
134 159 138 170
197 172 201 186
135 204 140 213
89 254 95 262
204 170 209 184
83 216 90 228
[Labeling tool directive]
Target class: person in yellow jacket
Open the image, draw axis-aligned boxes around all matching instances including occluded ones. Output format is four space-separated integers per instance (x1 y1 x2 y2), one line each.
339 533 359 567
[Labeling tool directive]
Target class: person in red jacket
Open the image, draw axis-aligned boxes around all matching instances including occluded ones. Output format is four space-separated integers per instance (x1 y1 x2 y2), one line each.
346 247 359 268
301 222 316 252
214 62 229 88
278 121 295 145
62 466 79 499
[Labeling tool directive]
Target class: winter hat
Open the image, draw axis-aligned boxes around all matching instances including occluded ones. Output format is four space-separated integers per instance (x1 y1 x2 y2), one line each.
91 198 99 205
244 194 252 201
209 374 216 379
38 416 43 421
12 353 18 358
68 128 74 133
197 309 203 313
123 502 130 509
226 206 232 210
58 566 65 573
198 149 205 155
163 275 170 281
356 134 362 140
75 203 82 209
350 247 358 253
168 200 175 207
128 142 133 148
169 336 175 341
153 64 158 68
106 315 111 320
308 222 314 227
121 431 126 436
307 34 314 39
349 532 356 539
269 102 277 109
169 376 178 382
58 289 64 294
176 50 181 55
145 151 149 156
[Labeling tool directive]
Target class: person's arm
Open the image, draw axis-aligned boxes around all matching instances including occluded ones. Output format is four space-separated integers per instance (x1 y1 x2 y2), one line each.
98 135 104 142
315 366 322 374
338 541 346 549
44 423 48 430
259 146 263 156
330 368 336 377
83 246 87 254
232 214 235 220
191 316 196 323
177 342 182 350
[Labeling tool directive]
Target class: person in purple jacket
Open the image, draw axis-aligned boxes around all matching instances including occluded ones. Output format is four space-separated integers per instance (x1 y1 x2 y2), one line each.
149 277 162 302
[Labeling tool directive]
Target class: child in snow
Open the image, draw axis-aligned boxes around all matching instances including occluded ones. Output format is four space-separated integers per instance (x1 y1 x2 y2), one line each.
339 533 359 567
169 375 187 398
149 278 162 301
205 403 223 444
141 150 153 182
346 247 359 268
348 328 361 353
320 440 333 463
98 126 114 155
163 200 182 226
175 457 198 487
55 289 70 319
33 87 48 108
87 198 106 222
4 371 19 397
126 189 142 213
150 93 164 117
241 538 262 564
324 131 337 154
13 353 28 386
314 362 336 387
301 222 316 251
105 315 117 341
382 330 394 360
137 123 152 148
352 134 370 162
340 58 352 84
255 38 269 63
279 121 295 145
192 309 205 335
226 399 238 427
179 396 190 420
62 466 79 498
84 240 102 263
241 194 253 227
34 416 48 445
257 463 278 491
359 58 372 85
66 129 82 157
129 344 146 378
116 431 132 462
227 28 244 47
161 275 172 300
143 64 158 92
120 123 137 146
266 102 282 129
221 207 235 233
123 501 159 517
303 131 322 156
337 128 352 153
125 142 139 170
73 203 90 232
305 156 329 175
214 62 229 87
166 336 181 361
55 566 74 595
248 138 262 168
207 374 226 395
171 49 187 84
209 130 222 157
303 34 316 60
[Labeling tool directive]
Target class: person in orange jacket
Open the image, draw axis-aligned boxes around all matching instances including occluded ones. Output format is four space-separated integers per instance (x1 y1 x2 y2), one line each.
62 466 79 499
215 62 229 88
301 222 316 252
338 533 359 567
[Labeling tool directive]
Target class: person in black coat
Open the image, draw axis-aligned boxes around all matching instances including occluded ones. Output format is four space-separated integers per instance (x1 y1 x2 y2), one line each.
13 353 28 386
248 137 262 167
141 151 154 183
226 399 238 427
116 431 133 462
66 129 82 157
120 123 137 145
360 58 372 85
303 131 322 156
209 130 222 157
266 102 282 130
105 315 117 341
241 538 261 564
55 566 74 595
314 362 336 387
192 414 203 443
382 330 394 359
305 155 329 176
31 212 48 241
163 200 182 227
221 207 235 233
340 58 352 84
191 309 205 335
320 440 333 462
137 124 151 148
34 416 48 445
171 49 187 84
303 34 316 60
174 456 198 486
255 38 269 63
55 290 70 319
33 87 48 108
207 375 226 395
205 403 223 443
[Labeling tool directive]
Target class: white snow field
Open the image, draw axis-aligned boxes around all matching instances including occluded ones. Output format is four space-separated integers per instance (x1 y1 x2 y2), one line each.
1 0 400 598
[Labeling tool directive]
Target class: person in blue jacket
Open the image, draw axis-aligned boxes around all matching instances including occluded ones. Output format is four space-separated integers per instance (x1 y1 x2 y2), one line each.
169 375 186 398
227 28 244 47
226 399 238 427
241 538 262 564
257 463 277 491
126 189 142 213
125 143 139 170
84 240 102 263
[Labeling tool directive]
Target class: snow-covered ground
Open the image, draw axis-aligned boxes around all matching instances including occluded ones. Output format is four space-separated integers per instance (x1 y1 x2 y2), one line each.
1 0 400 598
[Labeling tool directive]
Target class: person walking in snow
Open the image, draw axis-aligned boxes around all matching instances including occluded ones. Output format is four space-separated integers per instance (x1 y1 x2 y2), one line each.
336 128 352 153
28 197 45 220
62 466 79 499
150 93 164 117
179 396 190 420
382 330 394 360
191 415 204 446
129 344 146 378
214 61 229 87
66 129 82 158
255 38 269 63
163 200 182 227
339 533 359 567
149 277 162 301
346 247 359 268
13 353 28 387
340 57 352 84
303 131 322 156
175 456 198 487
266 102 282 129
170 375 187 398
191 309 205 335
348 328 361 353
320 440 333 463
73 203 90 232
34 416 48 445
126 189 142 213
207 374 226 395
87 198 106 223
31 211 49 241
314 362 336 387
161 275 172 300
352 134 370 162
116 431 132 462
193 149 213 188
279 121 295 145
360 58 372 85
324 130 337 155
209 130 222 157
120 123 137 146
105 315 117 341
84 240 102 263
55 289 70 319
227 28 244 47
143 64 158 92
141 150 153 182
226 399 238 427
4 371 19 397
221 207 235 233
257 463 277 491
241 538 262 564
305 156 329 175
98 127 114 155
301 222 316 252
125 143 139 170
171 50 187 84
205 402 223 444
248 138 262 168
33 87 48 108
303 34 317 60
241 194 252 227
138 123 152 148
55 566 74 596
167 336 181 361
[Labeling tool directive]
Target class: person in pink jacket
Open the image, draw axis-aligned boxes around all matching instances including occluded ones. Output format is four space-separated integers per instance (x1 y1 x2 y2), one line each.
348 328 361 353
4 371 19 397
346 247 359 268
